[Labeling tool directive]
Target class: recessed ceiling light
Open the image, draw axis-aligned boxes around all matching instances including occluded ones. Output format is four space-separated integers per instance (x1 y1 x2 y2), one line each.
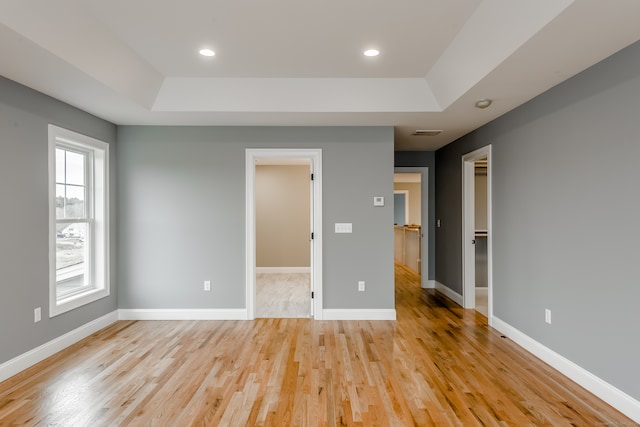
364 49 380 57
199 48 216 57
475 98 492 109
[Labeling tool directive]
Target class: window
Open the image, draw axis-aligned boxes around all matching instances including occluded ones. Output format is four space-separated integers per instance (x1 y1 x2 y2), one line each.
49 125 109 316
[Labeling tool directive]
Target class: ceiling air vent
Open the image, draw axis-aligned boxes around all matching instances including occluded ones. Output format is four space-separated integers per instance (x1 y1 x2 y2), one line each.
411 130 442 136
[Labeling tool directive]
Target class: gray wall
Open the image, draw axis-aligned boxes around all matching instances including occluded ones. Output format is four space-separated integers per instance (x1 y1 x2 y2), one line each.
394 151 435 280
256 165 310 268
393 193 406 226
117 126 395 310
0 76 117 365
435 41 640 400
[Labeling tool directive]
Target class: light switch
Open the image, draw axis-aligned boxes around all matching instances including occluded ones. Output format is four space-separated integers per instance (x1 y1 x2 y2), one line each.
335 223 352 233
373 196 384 206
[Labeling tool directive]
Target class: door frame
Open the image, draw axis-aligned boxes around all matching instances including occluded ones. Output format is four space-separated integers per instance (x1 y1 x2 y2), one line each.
245 148 323 320
394 167 429 287
462 145 492 323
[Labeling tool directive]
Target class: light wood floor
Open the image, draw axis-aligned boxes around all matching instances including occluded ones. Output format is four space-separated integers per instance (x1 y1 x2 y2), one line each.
0 264 635 426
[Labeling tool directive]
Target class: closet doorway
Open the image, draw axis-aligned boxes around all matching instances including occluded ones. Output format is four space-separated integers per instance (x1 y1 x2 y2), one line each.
462 145 492 323
245 149 323 320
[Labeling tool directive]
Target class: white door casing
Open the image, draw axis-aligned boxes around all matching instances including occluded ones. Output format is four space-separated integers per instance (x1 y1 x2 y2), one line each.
246 149 323 320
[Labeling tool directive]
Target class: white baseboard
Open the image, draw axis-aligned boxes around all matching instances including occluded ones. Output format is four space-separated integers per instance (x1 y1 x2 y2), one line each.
492 316 640 424
0 310 119 383
256 267 310 274
422 279 436 289
118 308 248 320
322 309 396 320
435 281 463 306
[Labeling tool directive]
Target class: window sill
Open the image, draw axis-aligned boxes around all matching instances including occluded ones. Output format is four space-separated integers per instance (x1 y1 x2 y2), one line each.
50 287 110 318
56 263 84 282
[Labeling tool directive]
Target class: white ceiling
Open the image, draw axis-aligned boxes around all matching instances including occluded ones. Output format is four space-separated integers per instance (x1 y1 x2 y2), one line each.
2 0 640 151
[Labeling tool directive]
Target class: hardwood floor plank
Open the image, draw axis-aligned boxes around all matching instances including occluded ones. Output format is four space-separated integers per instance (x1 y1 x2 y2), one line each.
0 262 637 426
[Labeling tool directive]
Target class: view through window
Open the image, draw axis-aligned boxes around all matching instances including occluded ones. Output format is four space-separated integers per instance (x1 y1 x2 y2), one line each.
49 125 109 316
55 147 90 297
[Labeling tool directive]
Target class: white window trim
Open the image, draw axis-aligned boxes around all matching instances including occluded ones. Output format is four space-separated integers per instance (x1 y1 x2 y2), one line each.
48 125 110 317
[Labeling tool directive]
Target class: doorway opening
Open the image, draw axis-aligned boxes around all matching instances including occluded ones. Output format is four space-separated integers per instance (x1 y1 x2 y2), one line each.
462 145 492 324
245 149 322 320
255 159 310 318
393 168 428 288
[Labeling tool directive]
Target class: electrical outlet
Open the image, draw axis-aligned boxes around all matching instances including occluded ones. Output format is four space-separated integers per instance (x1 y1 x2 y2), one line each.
204 280 211 291
34 307 41 323
545 309 551 324
358 281 365 292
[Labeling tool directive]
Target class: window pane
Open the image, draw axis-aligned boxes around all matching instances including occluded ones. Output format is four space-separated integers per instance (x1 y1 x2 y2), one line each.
65 185 85 218
56 184 65 219
56 149 65 183
56 222 88 296
65 151 85 186
56 222 86 267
